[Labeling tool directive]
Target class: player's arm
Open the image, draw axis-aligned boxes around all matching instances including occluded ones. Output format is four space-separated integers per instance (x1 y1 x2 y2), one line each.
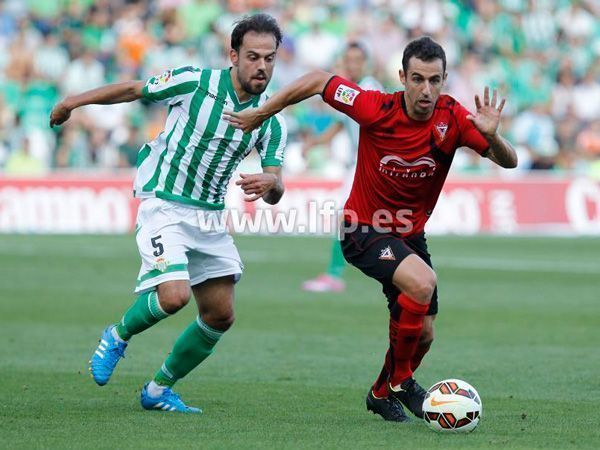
481 134 517 168
49 81 145 127
224 70 333 133
236 166 284 205
261 166 284 205
225 71 384 134
466 87 517 169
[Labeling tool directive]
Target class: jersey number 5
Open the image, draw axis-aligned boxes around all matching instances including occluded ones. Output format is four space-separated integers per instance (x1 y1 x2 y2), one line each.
151 235 164 257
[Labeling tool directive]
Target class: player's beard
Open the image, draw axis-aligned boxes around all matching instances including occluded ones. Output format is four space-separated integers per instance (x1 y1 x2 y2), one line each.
412 96 435 118
239 70 270 96
416 102 433 115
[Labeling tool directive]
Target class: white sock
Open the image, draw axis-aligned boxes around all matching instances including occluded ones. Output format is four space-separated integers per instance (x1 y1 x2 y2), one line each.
111 326 126 343
147 380 167 398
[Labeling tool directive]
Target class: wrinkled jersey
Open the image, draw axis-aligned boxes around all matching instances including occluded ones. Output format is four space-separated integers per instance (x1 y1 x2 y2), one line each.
135 66 287 209
322 75 489 236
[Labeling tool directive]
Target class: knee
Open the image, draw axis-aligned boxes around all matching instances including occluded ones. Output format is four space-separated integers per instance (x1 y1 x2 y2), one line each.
203 311 235 332
158 286 191 313
404 272 437 304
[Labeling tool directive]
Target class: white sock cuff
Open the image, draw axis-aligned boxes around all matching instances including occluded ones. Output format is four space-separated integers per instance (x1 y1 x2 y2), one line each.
196 316 224 342
111 325 126 343
147 380 167 398
148 291 169 320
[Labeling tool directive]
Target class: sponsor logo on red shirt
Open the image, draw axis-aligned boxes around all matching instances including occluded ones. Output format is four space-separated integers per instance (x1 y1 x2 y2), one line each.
378 155 437 178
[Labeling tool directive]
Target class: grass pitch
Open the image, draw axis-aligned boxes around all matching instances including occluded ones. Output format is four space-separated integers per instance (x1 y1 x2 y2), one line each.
0 234 598 449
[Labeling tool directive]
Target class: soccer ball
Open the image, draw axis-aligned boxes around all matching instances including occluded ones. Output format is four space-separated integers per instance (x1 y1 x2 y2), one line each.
422 379 482 433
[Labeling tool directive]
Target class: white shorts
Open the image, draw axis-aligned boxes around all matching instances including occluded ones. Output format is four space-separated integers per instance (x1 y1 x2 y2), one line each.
134 198 243 293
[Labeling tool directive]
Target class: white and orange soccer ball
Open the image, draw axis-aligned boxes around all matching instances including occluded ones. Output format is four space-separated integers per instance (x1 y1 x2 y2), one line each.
422 379 482 433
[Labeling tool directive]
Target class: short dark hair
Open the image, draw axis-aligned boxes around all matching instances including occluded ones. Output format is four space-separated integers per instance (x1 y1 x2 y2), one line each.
402 36 446 74
231 13 282 52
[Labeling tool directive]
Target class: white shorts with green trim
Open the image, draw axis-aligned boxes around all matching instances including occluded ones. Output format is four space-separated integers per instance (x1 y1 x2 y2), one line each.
134 198 243 293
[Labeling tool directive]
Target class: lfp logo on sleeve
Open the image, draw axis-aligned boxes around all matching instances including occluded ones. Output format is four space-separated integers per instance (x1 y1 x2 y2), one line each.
334 84 360 106
153 70 172 86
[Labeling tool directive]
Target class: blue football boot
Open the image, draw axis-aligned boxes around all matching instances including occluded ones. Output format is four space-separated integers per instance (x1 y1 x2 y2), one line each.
89 325 127 386
140 383 202 413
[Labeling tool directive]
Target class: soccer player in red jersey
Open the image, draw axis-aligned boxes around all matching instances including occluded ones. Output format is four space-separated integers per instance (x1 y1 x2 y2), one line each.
224 37 517 422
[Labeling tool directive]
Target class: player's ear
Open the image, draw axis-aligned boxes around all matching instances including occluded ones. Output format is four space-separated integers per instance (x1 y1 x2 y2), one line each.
443 71 448 83
230 48 239 67
399 70 406 86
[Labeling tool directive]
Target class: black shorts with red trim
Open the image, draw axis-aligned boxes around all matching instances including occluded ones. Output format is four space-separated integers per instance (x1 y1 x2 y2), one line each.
341 224 438 316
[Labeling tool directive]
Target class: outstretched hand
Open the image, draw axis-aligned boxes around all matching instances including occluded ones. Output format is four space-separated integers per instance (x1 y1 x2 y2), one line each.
466 86 505 138
223 109 266 134
236 172 278 202
49 102 72 128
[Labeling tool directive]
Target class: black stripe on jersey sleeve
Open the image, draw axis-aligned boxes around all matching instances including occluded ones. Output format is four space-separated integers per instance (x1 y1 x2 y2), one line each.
320 75 337 98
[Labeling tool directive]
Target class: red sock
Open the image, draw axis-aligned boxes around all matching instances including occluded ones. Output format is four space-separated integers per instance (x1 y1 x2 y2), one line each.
372 348 392 398
410 340 432 372
389 293 429 387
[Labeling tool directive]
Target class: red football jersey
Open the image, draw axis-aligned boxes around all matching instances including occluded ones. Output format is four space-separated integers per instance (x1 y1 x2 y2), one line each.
322 75 490 236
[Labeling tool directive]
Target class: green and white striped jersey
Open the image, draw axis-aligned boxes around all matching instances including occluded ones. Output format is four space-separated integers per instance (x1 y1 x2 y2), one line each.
134 66 287 210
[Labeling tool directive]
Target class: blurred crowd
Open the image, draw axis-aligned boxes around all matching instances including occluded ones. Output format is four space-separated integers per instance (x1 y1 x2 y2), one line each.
0 0 599 177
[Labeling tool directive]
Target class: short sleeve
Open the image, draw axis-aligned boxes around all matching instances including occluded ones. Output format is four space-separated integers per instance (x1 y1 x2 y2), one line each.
256 113 287 167
322 75 387 127
454 102 490 155
141 66 200 105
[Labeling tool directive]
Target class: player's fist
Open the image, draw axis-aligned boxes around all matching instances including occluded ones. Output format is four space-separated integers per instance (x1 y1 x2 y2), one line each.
49 102 72 127
235 172 278 202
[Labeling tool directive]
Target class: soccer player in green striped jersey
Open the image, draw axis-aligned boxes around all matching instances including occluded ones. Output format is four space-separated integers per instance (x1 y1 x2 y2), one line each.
49 14 287 413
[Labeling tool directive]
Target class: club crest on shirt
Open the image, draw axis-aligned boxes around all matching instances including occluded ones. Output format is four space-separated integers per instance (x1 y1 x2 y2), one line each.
378 246 396 261
435 122 448 141
153 70 172 86
334 84 360 106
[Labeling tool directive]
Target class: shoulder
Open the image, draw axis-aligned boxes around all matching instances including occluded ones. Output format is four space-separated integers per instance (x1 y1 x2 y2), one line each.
149 66 201 86
435 94 459 111
372 90 403 109
435 94 473 123
267 113 287 133
166 66 202 81
257 113 287 148
256 112 287 141
172 65 202 75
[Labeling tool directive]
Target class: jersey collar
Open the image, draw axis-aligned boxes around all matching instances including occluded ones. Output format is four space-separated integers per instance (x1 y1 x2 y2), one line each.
400 92 435 125
226 68 261 111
